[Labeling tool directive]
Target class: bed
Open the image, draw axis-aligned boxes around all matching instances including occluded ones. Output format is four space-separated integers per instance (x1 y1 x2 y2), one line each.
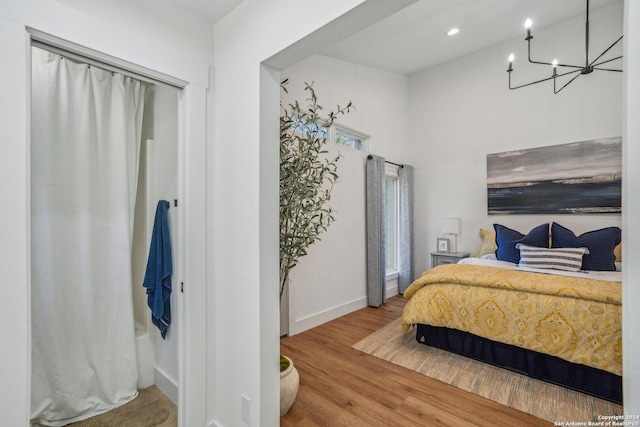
401 256 622 403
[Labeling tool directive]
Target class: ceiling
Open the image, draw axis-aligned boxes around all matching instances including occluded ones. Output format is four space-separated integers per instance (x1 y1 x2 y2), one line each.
319 0 620 75
167 0 244 24
173 0 620 75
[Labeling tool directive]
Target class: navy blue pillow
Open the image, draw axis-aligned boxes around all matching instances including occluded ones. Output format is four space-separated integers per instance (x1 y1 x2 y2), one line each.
551 222 621 271
494 223 550 264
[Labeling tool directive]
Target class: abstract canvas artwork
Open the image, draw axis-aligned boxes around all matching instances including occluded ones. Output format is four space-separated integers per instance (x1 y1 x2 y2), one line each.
487 137 621 215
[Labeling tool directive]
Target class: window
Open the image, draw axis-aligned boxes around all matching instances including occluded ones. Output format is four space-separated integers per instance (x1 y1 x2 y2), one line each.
290 115 328 139
290 116 369 151
384 164 399 278
331 123 370 152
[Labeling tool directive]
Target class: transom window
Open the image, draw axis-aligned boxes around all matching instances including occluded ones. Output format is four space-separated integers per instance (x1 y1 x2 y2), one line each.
330 123 370 152
290 115 329 139
289 116 369 152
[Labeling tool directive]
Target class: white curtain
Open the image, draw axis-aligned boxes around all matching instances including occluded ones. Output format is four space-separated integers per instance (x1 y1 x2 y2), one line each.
30 47 145 426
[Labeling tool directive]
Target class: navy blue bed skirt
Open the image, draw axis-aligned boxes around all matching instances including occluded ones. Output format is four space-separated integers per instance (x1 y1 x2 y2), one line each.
415 324 622 404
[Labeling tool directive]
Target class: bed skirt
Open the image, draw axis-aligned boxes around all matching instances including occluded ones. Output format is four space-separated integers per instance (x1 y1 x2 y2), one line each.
415 324 622 404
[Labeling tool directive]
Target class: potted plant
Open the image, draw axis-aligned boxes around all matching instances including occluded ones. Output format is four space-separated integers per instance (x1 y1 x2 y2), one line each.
279 80 352 416
279 355 299 417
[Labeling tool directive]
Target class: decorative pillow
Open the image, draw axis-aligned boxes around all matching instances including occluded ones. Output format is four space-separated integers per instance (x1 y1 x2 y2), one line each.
494 223 550 264
614 243 622 262
476 229 498 257
551 222 621 271
516 243 589 272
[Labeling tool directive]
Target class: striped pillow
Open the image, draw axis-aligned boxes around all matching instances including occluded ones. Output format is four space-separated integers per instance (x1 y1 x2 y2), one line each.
516 243 589 272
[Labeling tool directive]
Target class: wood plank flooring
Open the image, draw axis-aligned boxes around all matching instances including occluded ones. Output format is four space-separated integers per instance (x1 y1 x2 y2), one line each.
280 295 552 427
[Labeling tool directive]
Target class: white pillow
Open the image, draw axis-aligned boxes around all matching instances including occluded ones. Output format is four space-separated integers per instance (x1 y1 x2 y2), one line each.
516 243 589 272
480 253 497 260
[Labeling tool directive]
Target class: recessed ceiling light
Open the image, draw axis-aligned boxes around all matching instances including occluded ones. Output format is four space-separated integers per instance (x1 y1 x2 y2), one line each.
447 28 460 36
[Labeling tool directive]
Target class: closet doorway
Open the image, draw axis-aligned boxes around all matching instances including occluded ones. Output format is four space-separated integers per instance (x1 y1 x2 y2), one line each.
30 41 182 426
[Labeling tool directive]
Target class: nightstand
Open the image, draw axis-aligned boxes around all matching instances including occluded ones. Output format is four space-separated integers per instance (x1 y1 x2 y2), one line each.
431 251 470 267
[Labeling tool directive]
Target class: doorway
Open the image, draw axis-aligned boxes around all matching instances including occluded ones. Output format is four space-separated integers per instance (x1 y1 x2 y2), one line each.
30 41 181 425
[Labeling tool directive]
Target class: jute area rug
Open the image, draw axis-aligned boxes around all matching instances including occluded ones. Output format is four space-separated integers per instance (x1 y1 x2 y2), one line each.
66 386 176 427
352 318 622 424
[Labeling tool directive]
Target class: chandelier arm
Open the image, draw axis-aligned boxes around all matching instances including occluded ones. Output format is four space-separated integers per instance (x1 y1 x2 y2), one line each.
592 56 623 72
554 72 582 94
593 56 623 66
508 69 580 90
509 73 554 90
591 56 622 73
593 67 623 72
527 37 582 69
589 36 623 67
555 62 582 69
555 69 583 79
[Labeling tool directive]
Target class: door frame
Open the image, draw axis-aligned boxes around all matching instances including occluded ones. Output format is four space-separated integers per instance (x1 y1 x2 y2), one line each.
26 28 208 427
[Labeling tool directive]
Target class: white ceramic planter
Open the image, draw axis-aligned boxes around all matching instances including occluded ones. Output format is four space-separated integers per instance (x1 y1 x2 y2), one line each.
280 356 300 417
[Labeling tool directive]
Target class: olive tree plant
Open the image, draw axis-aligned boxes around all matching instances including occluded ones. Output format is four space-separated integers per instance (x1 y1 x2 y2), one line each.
279 80 353 303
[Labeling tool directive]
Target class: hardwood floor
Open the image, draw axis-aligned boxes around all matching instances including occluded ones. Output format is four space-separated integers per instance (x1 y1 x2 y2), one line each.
280 295 552 427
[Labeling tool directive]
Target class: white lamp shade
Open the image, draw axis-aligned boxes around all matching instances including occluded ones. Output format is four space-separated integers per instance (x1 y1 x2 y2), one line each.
442 218 460 235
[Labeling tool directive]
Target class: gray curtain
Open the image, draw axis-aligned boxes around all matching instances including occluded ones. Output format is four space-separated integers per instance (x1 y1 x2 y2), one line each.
398 165 414 294
366 155 386 307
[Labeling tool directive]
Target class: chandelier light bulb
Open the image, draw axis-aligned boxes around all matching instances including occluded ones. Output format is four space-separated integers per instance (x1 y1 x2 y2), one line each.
447 28 460 36
552 59 558 66
507 53 514 72
524 18 533 39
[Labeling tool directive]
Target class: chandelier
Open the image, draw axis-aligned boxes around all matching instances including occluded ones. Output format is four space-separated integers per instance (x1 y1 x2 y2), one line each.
507 0 623 94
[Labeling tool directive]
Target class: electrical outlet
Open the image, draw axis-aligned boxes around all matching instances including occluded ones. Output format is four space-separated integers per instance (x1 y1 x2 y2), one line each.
241 394 251 425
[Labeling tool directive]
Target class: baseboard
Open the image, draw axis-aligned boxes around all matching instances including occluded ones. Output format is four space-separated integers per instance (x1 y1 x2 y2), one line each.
386 284 399 298
290 296 368 335
154 366 178 406
290 286 399 335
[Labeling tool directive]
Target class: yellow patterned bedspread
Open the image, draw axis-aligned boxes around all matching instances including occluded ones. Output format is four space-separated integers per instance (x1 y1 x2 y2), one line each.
401 264 622 375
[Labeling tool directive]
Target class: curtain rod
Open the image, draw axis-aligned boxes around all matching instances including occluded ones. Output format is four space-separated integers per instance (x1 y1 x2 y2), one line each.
31 40 184 91
367 155 404 168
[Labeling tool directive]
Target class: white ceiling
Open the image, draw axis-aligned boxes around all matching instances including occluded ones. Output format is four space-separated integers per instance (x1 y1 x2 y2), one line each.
167 0 244 24
173 0 620 75
319 0 621 75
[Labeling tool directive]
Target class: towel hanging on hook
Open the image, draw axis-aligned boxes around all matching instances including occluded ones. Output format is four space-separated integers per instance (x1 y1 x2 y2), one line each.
143 200 173 339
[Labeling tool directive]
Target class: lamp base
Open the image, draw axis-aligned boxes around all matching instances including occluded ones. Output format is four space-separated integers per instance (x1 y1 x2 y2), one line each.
446 234 458 253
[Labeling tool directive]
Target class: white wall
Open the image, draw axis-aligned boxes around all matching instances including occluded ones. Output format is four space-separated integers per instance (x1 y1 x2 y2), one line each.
210 1 417 425
0 15 31 427
623 0 640 416
0 1 210 425
147 86 180 398
137 84 181 401
408 1 623 275
210 6 365 426
281 55 410 334
2 0 213 87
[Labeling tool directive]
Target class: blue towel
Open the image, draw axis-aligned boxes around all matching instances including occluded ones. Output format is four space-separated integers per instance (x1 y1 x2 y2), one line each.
143 200 172 339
